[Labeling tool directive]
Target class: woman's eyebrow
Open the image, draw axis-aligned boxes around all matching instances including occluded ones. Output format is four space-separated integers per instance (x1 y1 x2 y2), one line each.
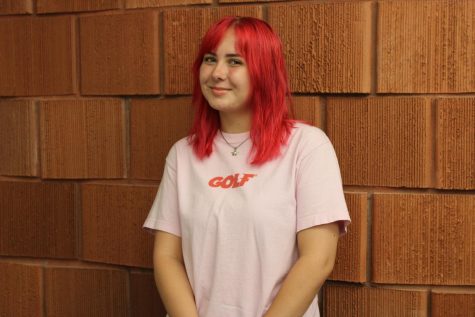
225 53 242 58
205 52 242 58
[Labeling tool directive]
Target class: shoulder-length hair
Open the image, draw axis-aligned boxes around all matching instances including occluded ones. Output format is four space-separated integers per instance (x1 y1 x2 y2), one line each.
187 16 302 165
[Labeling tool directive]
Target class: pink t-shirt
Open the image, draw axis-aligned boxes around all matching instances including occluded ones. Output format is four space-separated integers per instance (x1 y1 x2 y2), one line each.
143 121 351 317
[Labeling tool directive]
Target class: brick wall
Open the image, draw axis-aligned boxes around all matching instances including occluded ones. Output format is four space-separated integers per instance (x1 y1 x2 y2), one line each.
0 0 473 316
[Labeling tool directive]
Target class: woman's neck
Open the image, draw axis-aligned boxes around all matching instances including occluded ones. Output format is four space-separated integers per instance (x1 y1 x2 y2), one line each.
219 109 252 133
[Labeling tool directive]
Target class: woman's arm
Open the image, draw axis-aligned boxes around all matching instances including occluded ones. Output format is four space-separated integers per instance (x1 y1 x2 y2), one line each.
153 231 199 317
263 221 340 317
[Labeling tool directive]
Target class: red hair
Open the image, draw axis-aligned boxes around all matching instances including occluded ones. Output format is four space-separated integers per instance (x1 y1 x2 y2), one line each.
187 16 304 165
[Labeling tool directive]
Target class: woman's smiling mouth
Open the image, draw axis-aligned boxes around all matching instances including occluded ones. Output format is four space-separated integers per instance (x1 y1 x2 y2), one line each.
210 86 231 96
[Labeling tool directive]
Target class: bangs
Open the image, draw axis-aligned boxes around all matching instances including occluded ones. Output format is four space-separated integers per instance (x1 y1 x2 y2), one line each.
193 17 240 71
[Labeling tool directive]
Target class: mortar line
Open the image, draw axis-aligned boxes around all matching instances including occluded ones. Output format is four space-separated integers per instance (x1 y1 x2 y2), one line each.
41 263 46 317
158 10 165 97
263 3 269 22
430 98 438 188
370 1 378 95
124 98 131 180
74 15 81 97
34 100 42 179
321 95 327 132
366 191 373 284
126 268 132 317
75 183 82 260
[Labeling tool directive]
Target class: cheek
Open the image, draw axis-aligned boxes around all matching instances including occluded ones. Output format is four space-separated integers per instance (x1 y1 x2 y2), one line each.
199 65 209 84
229 69 250 90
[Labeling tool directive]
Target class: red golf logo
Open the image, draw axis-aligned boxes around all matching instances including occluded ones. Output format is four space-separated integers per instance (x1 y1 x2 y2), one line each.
208 173 257 188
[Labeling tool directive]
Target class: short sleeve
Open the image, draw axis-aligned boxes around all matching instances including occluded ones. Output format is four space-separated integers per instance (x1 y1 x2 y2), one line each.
296 139 351 237
143 144 182 237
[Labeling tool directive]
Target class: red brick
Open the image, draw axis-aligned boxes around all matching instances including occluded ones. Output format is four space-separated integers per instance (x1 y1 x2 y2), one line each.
37 0 120 13
0 0 32 14
0 100 38 176
39 99 126 179
130 271 167 317
81 183 157 267
431 289 475 317
378 1 475 93
268 2 372 93
327 97 432 188
290 96 324 129
163 6 263 94
372 193 475 285
324 283 428 317
0 181 76 258
45 266 128 317
130 97 193 180
126 0 211 8
220 0 279 2
0 262 42 317
436 98 475 189
0 16 75 96
328 192 367 283
80 12 159 95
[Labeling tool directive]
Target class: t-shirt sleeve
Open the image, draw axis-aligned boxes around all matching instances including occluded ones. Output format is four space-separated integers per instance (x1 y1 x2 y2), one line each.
295 136 351 237
142 143 182 237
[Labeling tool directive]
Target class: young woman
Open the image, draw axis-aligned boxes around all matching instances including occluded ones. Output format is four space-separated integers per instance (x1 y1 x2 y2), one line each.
143 16 351 317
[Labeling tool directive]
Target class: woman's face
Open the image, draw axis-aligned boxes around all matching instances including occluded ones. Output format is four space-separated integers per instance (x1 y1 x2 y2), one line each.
199 28 251 114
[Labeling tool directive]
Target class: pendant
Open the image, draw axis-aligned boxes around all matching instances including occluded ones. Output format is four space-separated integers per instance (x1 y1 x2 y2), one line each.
231 148 238 156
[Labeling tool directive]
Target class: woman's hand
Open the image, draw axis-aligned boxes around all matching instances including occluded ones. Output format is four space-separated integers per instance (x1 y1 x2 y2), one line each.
263 221 340 317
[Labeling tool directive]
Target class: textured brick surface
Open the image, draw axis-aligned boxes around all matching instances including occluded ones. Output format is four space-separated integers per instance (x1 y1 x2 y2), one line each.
80 12 159 95
0 100 37 176
378 1 475 93
0 16 75 96
81 183 157 267
130 97 194 180
268 2 371 93
0 181 76 258
290 96 324 129
164 6 263 94
0 1 473 315
37 0 120 13
130 271 167 317
324 284 428 317
40 99 126 179
436 98 475 189
372 193 475 285
220 0 279 2
327 97 432 188
431 290 475 317
45 266 128 317
0 262 42 317
328 192 367 282
126 0 211 8
0 0 32 14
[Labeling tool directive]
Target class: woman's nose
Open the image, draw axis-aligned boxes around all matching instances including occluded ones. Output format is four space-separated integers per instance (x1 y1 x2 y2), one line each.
211 62 227 81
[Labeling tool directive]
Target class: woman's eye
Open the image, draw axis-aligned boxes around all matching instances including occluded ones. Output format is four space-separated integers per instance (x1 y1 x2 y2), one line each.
229 59 243 66
203 56 216 63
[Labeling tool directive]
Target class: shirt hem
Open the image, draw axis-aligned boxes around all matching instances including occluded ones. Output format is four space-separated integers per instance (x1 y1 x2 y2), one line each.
297 213 351 237
142 219 182 237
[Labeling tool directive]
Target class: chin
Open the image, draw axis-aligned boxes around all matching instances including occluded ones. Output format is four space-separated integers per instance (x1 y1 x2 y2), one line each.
205 99 229 109
208 104 232 112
